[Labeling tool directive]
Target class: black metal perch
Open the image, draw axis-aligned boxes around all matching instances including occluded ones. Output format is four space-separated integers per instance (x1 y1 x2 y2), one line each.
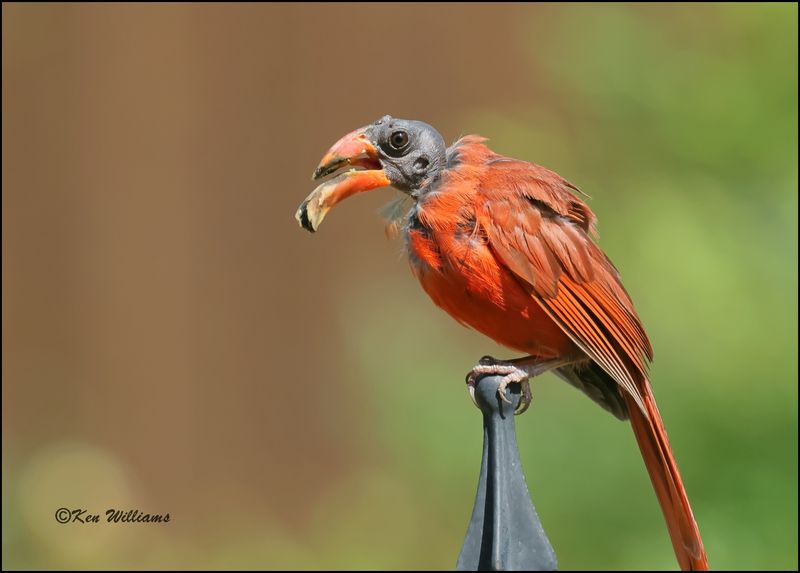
457 375 557 571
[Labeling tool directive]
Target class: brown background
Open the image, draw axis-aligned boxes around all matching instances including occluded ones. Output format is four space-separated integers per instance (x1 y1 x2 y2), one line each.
4 1 524 512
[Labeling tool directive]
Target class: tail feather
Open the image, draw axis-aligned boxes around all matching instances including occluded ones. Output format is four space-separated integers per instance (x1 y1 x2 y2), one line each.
624 382 709 571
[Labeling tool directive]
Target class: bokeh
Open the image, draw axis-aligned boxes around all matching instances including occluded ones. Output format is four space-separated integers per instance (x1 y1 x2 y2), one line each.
3 3 797 570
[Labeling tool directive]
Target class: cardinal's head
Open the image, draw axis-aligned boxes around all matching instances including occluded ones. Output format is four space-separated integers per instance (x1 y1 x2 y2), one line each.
296 115 448 232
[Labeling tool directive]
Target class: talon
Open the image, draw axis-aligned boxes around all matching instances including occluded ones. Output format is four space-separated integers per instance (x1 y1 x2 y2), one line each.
465 368 481 410
514 381 533 415
496 381 514 405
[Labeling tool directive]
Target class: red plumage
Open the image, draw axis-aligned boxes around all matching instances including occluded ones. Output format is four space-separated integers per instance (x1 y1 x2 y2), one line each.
403 136 708 570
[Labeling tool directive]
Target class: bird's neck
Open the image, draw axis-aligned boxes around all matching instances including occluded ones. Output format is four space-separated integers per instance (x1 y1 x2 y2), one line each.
404 143 491 272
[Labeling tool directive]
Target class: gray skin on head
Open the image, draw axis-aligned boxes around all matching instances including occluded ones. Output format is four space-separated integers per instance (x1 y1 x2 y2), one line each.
365 116 447 196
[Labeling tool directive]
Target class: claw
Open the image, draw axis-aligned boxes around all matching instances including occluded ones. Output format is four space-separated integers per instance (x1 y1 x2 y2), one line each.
496 379 515 405
515 381 533 415
467 383 478 409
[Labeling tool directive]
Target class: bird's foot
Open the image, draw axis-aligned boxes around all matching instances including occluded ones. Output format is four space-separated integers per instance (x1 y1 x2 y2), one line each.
466 355 533 415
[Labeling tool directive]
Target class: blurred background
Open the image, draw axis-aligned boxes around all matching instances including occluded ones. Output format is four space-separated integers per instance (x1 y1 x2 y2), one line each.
3 3 797 570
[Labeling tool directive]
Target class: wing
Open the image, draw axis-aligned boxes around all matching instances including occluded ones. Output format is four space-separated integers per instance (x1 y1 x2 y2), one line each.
474 158 653 413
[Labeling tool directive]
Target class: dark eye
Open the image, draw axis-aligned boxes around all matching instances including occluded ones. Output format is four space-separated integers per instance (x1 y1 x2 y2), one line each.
389 130 409 150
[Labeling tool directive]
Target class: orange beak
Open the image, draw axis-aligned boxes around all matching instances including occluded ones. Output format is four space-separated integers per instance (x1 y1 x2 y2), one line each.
296 128 390 232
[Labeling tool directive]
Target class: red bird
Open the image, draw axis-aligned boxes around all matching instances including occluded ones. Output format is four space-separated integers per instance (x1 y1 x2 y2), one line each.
296 116 709 570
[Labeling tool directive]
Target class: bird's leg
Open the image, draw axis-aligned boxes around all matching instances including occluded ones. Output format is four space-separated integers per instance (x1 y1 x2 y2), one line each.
465 355 574 415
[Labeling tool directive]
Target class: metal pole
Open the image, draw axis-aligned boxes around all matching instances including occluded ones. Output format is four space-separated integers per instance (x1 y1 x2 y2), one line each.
457 375 557 571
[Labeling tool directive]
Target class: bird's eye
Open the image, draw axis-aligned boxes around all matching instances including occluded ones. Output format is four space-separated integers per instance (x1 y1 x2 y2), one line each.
389 130 409 150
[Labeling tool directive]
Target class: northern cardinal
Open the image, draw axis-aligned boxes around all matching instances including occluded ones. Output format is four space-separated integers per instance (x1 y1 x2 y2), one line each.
296 116 708 570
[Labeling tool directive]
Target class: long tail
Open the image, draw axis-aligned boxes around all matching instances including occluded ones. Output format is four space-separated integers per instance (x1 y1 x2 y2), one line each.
623 381 709 570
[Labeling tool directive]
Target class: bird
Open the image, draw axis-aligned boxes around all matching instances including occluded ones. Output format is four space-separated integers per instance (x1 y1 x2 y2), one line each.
296 115 709 570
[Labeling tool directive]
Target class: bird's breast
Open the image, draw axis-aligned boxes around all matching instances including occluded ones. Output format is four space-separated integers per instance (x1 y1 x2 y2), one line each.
404 197 572 358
